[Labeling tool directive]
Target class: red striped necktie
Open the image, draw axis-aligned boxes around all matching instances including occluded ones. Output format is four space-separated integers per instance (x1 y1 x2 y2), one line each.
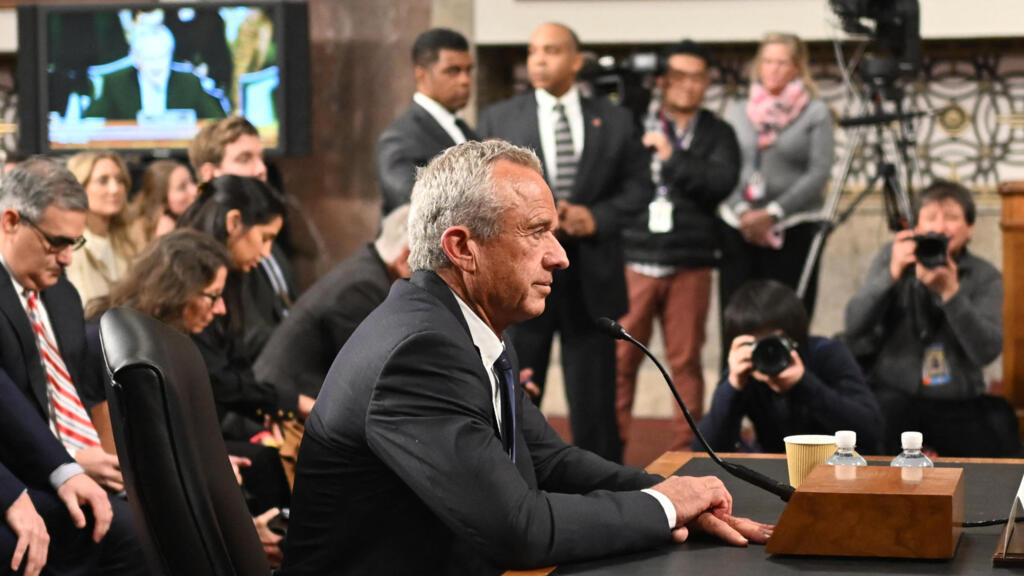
24 291 101 453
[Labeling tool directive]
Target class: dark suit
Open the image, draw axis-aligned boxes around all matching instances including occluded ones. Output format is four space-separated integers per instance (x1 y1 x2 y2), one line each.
281 271 670 575
0 268 144 575
254 244 391 400
478 92 652 462
84 66 227 120
375 101 478 216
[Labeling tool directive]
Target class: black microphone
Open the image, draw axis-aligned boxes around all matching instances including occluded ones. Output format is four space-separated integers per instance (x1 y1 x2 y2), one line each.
837 110 928 128
596 317 794 502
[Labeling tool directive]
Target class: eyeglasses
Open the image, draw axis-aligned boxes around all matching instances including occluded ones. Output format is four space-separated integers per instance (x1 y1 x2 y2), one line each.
664 67 708 85
21 216 86 254
200 291 223 306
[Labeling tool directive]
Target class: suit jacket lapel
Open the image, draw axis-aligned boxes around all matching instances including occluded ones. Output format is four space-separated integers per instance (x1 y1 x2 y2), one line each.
0 266 48 412
411 102 458 149
575 97 604 200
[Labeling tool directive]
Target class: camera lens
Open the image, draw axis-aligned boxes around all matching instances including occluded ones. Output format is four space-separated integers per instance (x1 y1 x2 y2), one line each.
751 335 795 376
913 232 949 269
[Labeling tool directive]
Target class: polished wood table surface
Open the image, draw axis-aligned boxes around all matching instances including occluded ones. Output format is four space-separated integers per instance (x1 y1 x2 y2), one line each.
505 451 1024 576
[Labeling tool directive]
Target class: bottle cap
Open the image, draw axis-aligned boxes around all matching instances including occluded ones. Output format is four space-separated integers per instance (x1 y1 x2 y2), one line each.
901 431 923 450
835 430 856 449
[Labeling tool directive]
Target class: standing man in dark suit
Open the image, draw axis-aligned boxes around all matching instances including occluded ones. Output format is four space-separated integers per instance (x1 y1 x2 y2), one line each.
478 23 651 462
281 141 770 576
0 158 147 575
375 28 477 216
253 204 411 403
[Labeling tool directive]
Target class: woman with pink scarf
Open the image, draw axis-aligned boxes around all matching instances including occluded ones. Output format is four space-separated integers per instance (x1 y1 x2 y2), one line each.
718 33 834 347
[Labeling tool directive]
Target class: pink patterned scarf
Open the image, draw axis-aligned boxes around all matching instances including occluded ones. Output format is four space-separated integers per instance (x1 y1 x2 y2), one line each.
746 79 810 149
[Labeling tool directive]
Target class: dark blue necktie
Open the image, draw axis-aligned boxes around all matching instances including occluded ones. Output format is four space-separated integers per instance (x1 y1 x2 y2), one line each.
493 351 517 462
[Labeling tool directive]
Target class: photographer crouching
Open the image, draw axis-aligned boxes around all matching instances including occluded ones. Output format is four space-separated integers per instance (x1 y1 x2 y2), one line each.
845 180 1016 456
697 279 883 454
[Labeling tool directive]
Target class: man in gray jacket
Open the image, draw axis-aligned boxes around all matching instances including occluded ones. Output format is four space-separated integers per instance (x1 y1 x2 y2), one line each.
845 180 1007 455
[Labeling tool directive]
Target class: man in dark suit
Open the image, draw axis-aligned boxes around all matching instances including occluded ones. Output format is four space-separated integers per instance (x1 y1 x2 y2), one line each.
253 204 411 402
477 23 651 462
0 158 147 575
375 28 477 216
281 141 770 575
84 24 226 120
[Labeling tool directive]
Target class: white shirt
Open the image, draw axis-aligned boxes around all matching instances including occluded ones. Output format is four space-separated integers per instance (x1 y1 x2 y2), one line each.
535 86 584 184
414 92 469 145
0 254 87 487
138 69 170 117
449 286 675 529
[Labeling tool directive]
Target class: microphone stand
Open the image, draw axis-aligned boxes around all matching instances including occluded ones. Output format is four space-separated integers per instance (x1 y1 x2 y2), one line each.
598 318 795 502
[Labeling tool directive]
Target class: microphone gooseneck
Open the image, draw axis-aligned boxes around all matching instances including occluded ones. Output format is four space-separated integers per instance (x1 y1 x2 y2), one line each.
597 317 794 502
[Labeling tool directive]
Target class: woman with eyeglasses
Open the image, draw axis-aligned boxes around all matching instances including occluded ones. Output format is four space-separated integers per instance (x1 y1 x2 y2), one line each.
65 150 140 309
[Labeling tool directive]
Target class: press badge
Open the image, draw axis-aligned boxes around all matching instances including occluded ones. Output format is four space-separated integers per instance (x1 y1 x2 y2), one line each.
922 343 951 387
648 188 673 233
744 171 766 202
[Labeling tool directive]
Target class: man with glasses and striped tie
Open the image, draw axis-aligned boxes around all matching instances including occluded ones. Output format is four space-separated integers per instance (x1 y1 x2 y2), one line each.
0 157 145 575
479 22 651 463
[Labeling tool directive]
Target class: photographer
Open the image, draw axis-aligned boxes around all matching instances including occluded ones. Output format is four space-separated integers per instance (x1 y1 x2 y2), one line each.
845 180 1010 456
698 280 883 454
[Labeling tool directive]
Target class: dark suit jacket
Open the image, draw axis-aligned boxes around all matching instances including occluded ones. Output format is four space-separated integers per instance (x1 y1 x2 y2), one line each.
375 101 479 216
253 244 391 400
478 92 651 319
84 66 227 120
281 271 669 576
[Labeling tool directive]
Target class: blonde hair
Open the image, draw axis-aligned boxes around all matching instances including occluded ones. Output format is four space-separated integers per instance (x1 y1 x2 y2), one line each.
66 150 138 256
750 32 818 97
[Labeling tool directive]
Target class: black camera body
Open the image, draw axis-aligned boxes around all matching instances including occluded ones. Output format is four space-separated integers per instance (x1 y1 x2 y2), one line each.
751 334 797 377
913 232 950 269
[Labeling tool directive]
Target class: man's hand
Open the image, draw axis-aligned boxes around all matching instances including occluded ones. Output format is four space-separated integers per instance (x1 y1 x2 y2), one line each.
519 368 540 401
228 455 252 486
738 210 776 247
56 473 112 543
673 512 775 546
557 200 597 237
753 350 805 395
726 335 756 391
642 131 673 162
253 508 284 567
650 475 732 529
890 229 917 281
75 447 123 492
917 254 960 302
4 492 49 576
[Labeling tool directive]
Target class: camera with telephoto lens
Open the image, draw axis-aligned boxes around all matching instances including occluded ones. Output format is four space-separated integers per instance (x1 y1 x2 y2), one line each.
751 334 797 377
913 232 950 269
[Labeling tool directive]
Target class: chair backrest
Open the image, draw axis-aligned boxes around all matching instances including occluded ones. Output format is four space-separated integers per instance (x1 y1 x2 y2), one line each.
99 307 269 576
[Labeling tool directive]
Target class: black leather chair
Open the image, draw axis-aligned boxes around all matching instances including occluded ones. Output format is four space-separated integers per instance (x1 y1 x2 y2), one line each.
99 307 270 576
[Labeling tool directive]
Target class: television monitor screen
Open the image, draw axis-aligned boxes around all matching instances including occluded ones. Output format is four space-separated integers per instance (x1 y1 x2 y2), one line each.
26 2 303 154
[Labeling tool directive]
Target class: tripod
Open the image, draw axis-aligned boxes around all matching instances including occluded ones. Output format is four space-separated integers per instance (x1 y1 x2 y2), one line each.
796 75 921 299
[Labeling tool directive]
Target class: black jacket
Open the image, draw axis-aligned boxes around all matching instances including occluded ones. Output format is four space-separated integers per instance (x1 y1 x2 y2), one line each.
622 108 740 268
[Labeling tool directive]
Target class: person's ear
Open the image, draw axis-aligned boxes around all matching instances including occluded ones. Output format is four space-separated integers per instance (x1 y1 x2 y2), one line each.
0 209 19 234
571 51 584 76
439 226 477 272
225 209 243 236
199 163 218 184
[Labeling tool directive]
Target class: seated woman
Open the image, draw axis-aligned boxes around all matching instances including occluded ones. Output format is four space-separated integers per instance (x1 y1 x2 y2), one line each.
66 150 139 308
127 159 200 247
697 279 884 454
176 175 313 442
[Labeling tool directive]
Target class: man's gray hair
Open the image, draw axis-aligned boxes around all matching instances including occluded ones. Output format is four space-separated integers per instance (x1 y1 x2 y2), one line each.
375 203 411 263
0 156 88 222
408 140 543 271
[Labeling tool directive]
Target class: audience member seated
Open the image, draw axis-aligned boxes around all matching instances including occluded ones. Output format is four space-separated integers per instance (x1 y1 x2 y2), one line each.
698 279 883 454
280 141 772 575
177 175 312 485
126 159 199 246
65 151 139 309
84 229 286 565
845 180 1014 456
189 117 299 353
0 157 146 574
254 204 411 405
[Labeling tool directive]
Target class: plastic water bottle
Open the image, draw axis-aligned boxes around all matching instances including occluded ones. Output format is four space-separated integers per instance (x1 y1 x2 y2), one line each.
825 430 867 467
890 431 934 468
